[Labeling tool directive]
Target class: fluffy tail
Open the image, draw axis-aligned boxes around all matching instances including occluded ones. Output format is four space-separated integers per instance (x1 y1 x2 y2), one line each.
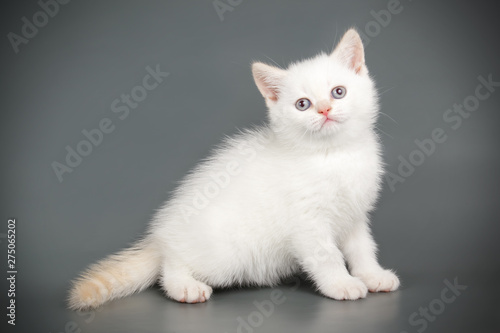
68 239 161 310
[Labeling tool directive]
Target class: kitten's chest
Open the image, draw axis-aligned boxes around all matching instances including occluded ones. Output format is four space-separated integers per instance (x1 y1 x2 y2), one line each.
284 148 381 216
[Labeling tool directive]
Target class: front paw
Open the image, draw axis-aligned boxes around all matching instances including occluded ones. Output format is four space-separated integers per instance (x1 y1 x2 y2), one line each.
321 276 368 300
355 269 400 293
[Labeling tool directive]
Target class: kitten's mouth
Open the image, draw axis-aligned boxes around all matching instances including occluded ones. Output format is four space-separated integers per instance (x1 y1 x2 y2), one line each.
321 117 339 127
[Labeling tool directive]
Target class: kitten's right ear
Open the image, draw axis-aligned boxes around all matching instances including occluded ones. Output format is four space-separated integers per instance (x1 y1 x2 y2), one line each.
252 62 286 103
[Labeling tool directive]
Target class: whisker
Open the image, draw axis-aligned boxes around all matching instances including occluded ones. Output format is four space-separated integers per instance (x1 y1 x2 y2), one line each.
331 22 339 54
379 112 398 124
375 126 394 139
379 86 396 95
262 55 283 69
290 127 310 151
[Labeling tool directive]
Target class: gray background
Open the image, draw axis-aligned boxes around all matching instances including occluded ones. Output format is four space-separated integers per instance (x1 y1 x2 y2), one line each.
1 0 499 332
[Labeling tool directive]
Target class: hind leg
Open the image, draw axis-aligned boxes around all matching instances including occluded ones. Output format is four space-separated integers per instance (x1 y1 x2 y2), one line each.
160 257 212 303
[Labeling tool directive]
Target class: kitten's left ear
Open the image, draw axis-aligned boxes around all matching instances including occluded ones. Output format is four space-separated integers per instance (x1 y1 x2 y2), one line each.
252 62 286 104
331 28 366 75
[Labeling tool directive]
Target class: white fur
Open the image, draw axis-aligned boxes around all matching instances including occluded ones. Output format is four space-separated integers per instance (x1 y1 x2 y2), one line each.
68 28 399 310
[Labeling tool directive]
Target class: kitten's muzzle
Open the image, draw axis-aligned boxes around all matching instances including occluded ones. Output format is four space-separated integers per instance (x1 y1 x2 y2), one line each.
317 100 332 116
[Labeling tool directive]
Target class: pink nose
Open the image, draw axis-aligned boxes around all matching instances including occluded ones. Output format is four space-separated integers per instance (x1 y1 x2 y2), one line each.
317 101 331 116
318 106 331 116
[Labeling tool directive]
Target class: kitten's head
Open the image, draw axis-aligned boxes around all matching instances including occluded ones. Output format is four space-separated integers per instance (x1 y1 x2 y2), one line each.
252 29 378 148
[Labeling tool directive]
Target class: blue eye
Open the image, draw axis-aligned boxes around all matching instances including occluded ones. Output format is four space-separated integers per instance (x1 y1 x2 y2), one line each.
332 86 346 99
295 98 311 111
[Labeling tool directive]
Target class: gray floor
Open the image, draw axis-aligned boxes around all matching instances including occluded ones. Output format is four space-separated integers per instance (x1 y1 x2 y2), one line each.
1 1 500 332
22 269 498 333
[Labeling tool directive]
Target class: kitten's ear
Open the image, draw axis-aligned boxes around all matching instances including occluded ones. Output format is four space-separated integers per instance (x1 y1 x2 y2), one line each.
252 62 286 103
331 28 366 75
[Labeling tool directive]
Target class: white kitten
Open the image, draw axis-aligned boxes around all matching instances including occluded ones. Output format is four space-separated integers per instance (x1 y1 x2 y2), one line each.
68 28 399 310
